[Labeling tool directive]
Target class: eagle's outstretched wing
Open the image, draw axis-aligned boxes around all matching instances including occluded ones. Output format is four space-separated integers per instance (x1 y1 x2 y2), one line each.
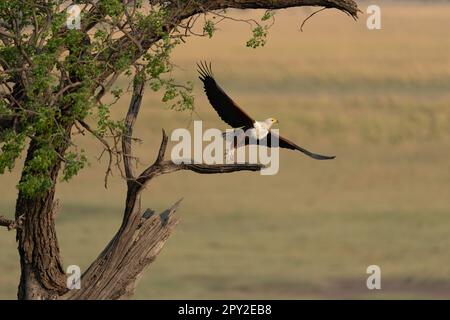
263 131 336 160
198 61 254 128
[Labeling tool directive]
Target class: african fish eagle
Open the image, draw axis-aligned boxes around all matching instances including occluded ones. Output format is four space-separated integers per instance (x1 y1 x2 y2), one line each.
197 62 335 160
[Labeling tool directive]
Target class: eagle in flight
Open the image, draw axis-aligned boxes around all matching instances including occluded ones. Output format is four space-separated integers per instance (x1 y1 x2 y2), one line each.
197 62 335 160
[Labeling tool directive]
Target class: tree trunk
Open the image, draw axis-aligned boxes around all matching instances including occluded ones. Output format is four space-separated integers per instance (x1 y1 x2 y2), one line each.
15 139 68 300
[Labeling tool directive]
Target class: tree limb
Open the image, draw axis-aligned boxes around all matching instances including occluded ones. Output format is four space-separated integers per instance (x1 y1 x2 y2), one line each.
136 129 265 187
195 0 359 19
0 214 24 231
136 160 265 186
122 75 146 182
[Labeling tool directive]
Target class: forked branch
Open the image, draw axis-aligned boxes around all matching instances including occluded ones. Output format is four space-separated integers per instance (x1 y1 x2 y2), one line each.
136 129 265 187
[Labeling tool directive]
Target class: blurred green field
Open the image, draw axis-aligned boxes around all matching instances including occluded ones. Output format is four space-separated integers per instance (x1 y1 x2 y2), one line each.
1 1 450 299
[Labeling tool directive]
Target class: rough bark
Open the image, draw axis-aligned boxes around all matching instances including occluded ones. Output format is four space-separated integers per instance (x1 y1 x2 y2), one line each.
15 139 70 300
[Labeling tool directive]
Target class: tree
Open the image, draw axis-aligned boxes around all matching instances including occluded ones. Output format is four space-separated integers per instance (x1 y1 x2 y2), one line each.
0 0 359 300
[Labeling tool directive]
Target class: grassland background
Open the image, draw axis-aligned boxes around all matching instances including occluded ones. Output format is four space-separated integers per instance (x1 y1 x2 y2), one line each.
1 1 450 299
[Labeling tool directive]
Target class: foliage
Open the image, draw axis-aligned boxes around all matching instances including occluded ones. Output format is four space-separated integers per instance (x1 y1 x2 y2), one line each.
0 1 276 197
246 11 274 48
203 20 216 38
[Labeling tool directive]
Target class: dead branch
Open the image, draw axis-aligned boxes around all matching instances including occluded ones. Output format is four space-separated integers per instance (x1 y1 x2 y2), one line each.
136 129 265 187
122 74 146 182
300 7 328 31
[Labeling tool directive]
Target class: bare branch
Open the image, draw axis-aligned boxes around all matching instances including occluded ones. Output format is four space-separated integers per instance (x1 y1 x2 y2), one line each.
300 7 328 31
122 74 146 181
199 0 359 19
0 214 25 231
136 129 265 187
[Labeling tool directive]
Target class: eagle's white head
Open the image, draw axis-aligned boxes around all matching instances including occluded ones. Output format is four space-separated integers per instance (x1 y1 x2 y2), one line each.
263 117 279 129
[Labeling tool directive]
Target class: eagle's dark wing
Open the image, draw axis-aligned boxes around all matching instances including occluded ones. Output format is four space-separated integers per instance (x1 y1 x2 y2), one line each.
198 61 254 128
263 131 335 160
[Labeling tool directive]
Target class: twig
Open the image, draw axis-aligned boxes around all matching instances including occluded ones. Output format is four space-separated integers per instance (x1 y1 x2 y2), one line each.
78 119 115 188
300 7 327 32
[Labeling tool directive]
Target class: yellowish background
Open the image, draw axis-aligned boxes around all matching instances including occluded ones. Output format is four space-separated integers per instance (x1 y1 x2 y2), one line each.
1 1 450 299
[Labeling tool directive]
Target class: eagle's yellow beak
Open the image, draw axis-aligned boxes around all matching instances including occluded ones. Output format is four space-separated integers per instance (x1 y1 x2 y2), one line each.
274 118 279 124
